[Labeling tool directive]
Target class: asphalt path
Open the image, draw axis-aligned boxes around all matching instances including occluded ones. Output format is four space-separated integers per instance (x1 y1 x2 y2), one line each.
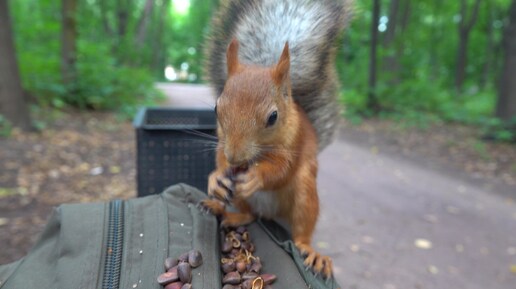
316 136 515 289
159 82 516 289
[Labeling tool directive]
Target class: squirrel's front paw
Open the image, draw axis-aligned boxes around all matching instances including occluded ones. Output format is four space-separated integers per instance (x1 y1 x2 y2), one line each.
208 170 234 203
233 168 263 199
198 198 226 216
295 242 334 279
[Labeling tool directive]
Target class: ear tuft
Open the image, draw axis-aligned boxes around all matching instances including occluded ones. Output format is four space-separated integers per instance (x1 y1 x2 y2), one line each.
272 42 290 86
226 38 240 77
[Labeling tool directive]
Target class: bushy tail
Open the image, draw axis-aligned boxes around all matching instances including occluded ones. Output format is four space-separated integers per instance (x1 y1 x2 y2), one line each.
204 0 353 150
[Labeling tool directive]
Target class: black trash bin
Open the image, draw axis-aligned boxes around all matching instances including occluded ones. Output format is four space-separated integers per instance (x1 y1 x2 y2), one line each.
133 107 217 197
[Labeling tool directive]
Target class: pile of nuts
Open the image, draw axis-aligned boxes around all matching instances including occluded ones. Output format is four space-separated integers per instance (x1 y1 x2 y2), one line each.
157 249 203 289
220 226 276 289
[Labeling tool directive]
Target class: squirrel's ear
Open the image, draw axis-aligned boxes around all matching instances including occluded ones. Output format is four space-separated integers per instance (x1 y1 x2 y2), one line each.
226 38 240 77
272 42 290 86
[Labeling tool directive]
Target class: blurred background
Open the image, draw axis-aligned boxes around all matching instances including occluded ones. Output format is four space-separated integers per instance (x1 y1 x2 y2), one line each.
0 0 515 288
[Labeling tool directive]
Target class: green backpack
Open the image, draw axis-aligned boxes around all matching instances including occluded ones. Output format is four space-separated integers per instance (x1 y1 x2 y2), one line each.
0 184 341 289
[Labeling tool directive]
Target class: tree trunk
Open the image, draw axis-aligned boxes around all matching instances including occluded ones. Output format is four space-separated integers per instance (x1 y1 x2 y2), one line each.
152 0 169 73
0 0 31 131
429 0 443 80
399 0 411 32
455 0 482 93
496 0 516 121
114 0 131 63
455 31 468 92
117 0 129 39
61 0 78 90
100 0 113 36
135 0 154 47
383 0 399 46
480 1 495 89
367 0 381 112
382 0 400 84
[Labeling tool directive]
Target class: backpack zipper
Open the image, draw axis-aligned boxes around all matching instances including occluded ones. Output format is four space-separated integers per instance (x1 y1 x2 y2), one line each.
102 200 125 289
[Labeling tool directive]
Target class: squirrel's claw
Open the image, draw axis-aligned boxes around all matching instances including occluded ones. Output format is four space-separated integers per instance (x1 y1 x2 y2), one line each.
208 170 234 203
296 242 334 279
198 198 226 216
195 202 210 214
217 177 234 198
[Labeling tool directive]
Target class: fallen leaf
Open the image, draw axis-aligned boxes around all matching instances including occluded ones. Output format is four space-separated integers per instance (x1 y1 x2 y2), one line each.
427 265 439 274
17 187 28 196
0 188 17 197
316 241 329 249
109 166 121 174
414 239 432 250
90 166 103 176
78 162 91 171
48 170 60 179
349 244 360 252
0 218 8 226
511 265 516 274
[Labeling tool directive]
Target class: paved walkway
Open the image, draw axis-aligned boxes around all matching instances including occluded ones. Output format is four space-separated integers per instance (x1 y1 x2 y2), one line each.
316 140 515 289
157 82 215 108
158 83 516 289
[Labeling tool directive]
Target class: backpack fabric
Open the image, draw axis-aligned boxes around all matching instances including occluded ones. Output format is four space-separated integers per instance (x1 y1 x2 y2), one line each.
0 184 340 289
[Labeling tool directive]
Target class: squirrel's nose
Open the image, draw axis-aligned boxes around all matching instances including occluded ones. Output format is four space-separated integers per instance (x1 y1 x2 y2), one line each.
224 148 248 167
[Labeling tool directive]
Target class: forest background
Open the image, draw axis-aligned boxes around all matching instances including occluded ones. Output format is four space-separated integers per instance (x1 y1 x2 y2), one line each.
0 0 516 140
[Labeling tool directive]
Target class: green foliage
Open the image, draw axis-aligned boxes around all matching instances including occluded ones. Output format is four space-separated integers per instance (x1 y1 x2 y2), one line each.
6 0 516 138
164 0 216 82
11 0 62 106
482 117 516 142
10 0 168 115
71 41 164 110
341 82 500 130
340 89 369 125
0 115 13 137
29 105 66 132
337 0 514 140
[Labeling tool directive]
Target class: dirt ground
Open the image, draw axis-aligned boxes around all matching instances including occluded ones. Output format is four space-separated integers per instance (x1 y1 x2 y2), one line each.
0 110 514 267
340 118 516 188
0 111 137 264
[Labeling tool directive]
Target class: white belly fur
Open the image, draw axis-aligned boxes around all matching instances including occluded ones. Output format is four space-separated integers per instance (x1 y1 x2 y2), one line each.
246 191 279 219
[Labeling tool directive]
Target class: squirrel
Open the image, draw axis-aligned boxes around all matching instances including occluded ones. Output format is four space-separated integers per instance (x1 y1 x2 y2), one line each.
200 0 352 279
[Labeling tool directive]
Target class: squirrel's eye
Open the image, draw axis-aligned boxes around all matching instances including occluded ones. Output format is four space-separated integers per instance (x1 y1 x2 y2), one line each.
266 111 278 127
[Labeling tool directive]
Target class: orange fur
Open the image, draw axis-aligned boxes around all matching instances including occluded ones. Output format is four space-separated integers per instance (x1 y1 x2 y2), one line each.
203 40 333 277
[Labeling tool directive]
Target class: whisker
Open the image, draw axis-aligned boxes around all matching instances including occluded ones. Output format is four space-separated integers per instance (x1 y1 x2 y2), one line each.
183 129 218 140
185 138 218 145
195 147 219 153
